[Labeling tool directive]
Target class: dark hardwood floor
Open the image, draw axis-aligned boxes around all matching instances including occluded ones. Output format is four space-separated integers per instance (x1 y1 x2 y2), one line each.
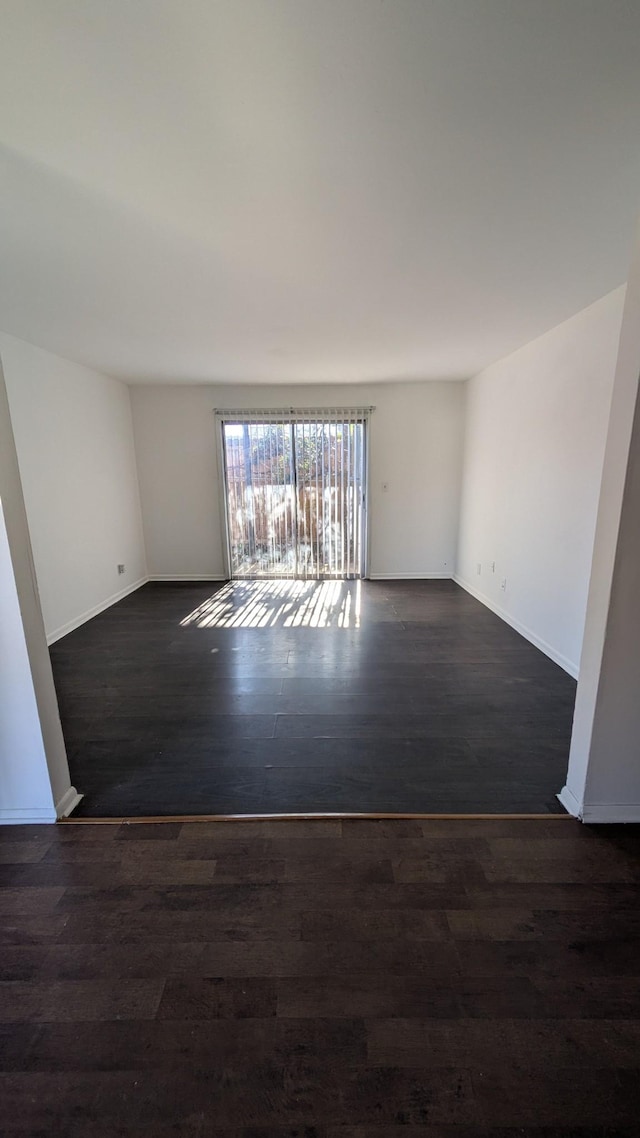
49 580 576 817
1 816 640 1134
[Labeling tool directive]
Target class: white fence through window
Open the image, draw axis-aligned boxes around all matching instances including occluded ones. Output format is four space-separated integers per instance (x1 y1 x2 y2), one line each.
216 408 371 580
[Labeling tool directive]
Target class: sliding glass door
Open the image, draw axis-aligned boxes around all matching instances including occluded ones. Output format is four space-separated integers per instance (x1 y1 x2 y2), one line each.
218 410 368 579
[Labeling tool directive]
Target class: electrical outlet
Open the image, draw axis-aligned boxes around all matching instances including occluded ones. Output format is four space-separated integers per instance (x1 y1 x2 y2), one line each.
117 564 126 575
491 561 496 573
476 562 481 575
501 577 507 591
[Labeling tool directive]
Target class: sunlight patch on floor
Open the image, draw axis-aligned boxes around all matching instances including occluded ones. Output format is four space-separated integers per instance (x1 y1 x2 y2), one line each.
180 579 362 629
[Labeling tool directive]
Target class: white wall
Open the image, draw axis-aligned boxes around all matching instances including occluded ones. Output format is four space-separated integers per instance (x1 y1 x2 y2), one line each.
130 381 466 579
0 358 76 822
0 333 147 642
456 287 625 677
561 223 640 821
0 501 55 821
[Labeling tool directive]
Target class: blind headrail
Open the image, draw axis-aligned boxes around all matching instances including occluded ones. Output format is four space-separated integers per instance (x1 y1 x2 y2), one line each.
214 407 374 420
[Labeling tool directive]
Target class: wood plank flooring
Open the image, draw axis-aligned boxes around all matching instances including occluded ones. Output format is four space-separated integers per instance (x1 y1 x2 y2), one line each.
49 580 576 817
1 817 640 1134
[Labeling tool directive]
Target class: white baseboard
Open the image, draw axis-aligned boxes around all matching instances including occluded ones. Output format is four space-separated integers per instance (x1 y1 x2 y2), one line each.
46 577 149 644
147 575 227 582
453 574 579 679
0 806 58 824
557 785 582 817
369 572 453 580
55 786 83 819
581 803 640 823
555 788 640 823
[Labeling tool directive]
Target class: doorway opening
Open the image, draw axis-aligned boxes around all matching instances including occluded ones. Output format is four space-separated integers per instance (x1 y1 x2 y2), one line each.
218 409 369 579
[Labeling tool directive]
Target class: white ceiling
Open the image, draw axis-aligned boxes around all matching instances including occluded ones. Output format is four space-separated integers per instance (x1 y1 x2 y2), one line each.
0 0 639 385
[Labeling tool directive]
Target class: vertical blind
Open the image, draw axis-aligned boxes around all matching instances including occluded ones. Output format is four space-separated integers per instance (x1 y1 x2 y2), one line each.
215 408 373 580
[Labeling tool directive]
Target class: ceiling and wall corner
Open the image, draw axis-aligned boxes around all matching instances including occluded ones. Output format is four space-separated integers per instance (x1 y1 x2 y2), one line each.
0 0 639 385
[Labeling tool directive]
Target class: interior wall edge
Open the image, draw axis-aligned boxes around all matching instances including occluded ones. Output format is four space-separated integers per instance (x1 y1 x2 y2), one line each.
0 355 73 812
124 381 149 584
453 573 579 678
46 576 148 645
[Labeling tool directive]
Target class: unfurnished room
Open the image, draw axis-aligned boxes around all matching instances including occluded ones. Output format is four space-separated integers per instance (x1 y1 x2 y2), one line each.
2 1 640 1133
